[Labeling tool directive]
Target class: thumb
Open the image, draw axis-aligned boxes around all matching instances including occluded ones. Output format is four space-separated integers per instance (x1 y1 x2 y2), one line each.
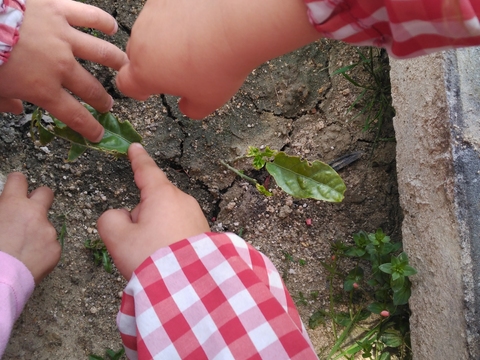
97 208 133 252
116 64 151 101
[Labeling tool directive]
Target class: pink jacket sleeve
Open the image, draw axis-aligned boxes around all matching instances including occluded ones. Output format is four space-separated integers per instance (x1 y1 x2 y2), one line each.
0 251 35 357
304 0 480 58
117 232 317 360
0 0 25 65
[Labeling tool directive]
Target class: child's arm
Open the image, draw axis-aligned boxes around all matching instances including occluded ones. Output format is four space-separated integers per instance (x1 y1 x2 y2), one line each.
115 0 321 120
0 0 128 142
97 144 317 359
116 0 480 119
0 173 60 357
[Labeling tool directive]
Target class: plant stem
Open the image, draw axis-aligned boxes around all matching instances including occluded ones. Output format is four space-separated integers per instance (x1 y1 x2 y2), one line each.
220 160 258 186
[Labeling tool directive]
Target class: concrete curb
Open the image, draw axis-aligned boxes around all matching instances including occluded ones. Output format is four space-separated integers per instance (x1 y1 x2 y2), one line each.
390 49 480 359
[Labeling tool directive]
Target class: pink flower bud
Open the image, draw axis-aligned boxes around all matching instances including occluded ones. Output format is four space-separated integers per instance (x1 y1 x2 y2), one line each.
305 218 312 226
380 310 390 317
353 283 359 289
331 255 336 261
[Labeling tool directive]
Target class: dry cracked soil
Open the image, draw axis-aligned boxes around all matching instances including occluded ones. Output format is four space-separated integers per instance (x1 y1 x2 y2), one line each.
0 1 402 358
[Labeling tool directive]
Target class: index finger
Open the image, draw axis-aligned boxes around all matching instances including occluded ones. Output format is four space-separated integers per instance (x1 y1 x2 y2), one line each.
128 143 170 193
64 1 119 36
43 90 104 143
1 172 28 197
28 186 54 212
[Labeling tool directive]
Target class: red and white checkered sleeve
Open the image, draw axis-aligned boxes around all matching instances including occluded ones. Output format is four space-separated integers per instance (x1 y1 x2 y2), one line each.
304 0 480 58
117 232 318 360
0 0 25 65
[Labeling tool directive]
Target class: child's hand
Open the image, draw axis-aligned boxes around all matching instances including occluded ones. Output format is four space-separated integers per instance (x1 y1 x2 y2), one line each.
0 0 128 142
0 173 60 284
116 0 320 119
97 144 210 280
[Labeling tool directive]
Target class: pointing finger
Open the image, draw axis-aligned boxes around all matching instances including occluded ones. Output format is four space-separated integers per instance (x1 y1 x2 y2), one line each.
1 173 28 197
64 1 119 36
40 90 105 143
28 186 54 213
128 143 170 194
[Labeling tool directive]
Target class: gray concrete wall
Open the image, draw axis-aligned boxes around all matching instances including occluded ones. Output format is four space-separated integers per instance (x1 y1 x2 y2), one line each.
390 49 480 359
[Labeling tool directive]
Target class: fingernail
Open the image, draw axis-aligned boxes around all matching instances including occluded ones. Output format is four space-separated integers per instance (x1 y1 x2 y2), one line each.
94 128 105 143
130 143 144 149
113 21 118 34
108 96 114 111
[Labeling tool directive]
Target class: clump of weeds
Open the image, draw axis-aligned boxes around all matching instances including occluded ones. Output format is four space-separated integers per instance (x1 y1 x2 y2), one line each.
333 47 395 153
310 229 416 360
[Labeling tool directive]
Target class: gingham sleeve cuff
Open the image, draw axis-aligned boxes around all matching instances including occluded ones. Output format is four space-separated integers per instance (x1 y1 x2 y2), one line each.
117 232 317 360
304 0 480 58
0 0 26 66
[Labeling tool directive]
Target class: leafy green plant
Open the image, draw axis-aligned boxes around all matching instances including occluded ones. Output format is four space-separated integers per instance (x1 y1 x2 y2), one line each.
221 146 346 202
31 105 142 161
310 229 415 360
333 47 394 148
84 238 114 273
88 347 125 360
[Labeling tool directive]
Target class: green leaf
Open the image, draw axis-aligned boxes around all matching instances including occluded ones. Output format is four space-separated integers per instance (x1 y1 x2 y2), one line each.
381 329 403 348
38 123 55 145
402 265 417 277
379 352 391 360
379 263 392 274
255 184 272 197
265 152 346 202
252 156 266 170
309 309 327 329
106 348 125 360
67 143 87 161
397 252 409 263
332 63 359 76
31 105 143 161
391 275 405 292
345 247 366 257
88 356 104 360
393 285 411 305
367 302 384 314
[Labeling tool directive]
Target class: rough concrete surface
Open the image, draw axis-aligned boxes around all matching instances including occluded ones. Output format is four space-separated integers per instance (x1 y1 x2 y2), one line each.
390 49 480 360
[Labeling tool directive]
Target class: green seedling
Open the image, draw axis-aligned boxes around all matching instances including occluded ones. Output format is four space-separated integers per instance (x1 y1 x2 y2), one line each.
222 146 346 202
311 229 415 360
88 347 125 360
31 105 142 161
84 238 113 273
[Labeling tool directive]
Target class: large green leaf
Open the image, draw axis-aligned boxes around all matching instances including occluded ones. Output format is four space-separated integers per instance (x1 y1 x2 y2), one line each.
31 105 142 161
265 152 346 202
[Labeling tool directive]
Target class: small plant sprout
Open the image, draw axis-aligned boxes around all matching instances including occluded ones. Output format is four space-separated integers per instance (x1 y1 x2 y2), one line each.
89 347 125 360
31 105 142 161
221 146 346 202
84 238 114 273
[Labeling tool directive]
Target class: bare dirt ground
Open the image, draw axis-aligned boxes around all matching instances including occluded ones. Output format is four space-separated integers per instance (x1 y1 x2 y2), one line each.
1 2 401 359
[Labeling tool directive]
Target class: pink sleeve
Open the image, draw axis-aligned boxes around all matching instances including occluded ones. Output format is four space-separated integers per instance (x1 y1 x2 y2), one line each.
0 0 26 65
117 232 317 360
304 0 480 58
0 251 35 357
